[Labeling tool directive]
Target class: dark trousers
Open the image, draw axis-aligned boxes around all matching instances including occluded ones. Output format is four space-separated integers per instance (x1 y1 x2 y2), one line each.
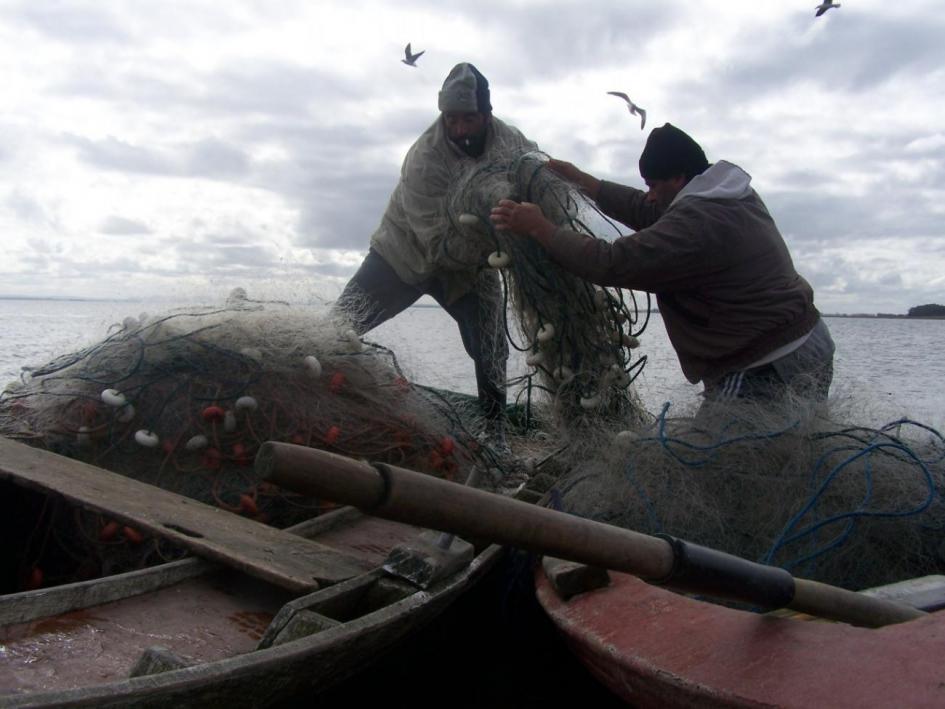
335 249 508 421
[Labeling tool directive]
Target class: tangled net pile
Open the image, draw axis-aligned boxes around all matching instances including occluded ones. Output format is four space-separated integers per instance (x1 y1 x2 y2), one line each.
444 151 651 443
0 293 489 586
556 397 945 591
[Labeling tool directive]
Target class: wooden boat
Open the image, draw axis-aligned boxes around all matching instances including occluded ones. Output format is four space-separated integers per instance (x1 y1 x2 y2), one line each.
535 568 945 708
0 437 506 708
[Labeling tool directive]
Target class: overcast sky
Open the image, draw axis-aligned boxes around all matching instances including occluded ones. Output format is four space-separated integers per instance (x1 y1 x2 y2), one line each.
1 1 942 313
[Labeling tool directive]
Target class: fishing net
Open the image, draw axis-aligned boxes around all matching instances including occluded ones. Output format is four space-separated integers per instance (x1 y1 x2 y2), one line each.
444 151 651 448
555 393 945 592
0 292 496 588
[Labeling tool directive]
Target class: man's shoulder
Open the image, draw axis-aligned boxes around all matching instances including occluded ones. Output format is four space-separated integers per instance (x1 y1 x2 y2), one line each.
405 118 446 155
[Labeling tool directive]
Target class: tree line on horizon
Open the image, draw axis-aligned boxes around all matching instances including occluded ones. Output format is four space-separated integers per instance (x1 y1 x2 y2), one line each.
908 304 945 317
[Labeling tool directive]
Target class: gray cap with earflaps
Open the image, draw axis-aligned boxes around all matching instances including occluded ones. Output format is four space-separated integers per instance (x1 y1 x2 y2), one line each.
438 63 492 113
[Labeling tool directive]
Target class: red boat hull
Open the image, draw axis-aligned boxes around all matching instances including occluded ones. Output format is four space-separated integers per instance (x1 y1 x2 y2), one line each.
536 570 945 708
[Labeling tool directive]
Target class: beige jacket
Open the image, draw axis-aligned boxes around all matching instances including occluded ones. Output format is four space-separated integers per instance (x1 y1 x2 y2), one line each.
371 115 536 304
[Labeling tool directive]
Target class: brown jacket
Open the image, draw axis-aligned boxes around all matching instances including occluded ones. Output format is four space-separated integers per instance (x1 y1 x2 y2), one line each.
543 161 819 383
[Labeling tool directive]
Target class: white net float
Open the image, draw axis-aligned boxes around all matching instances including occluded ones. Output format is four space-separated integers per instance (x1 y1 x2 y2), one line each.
134 430 159 448
101 388 127 407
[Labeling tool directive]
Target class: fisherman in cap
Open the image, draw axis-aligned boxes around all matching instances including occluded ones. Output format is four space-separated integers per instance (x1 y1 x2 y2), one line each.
336 63 537 445
490 124 834 407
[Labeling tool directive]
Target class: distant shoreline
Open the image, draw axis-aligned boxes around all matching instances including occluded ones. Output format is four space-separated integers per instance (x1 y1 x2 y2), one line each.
1 296 942 319
822 313 945 321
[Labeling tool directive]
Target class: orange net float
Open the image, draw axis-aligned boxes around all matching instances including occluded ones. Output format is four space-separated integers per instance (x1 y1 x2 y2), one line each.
231 441 252 466
439 436 455 457
238 493 258 516
201 405 225 422
99 520 120 542
428 449 445 471
324 425 341 446
25 566 44 591
329 372 346 394
122 526 144 545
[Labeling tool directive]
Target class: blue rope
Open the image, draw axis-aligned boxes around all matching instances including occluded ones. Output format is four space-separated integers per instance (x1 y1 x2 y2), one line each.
648 402 799 467
616 404 945 580
763 433 940 570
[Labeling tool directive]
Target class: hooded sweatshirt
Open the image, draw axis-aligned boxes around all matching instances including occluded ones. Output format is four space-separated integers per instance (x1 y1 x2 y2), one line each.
542 161 820 383
370 115 536 305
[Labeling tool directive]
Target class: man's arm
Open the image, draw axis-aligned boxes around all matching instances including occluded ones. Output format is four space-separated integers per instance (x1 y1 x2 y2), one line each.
546 159 601 200
491 199 713 292
546 159 662 230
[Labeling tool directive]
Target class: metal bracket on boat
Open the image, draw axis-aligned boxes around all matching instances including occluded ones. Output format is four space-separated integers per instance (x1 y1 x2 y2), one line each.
128 646 193 677
382 530 475 589
380 462 480 589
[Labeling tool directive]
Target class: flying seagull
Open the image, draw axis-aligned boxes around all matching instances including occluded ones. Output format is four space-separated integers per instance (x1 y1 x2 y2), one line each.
815 1 840 17
402 43 424 67
607 91 647 130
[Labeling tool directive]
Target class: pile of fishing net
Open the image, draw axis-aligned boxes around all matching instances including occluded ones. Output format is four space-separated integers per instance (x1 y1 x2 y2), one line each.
0 292 495 586
444 151 652 441
555 395 945 592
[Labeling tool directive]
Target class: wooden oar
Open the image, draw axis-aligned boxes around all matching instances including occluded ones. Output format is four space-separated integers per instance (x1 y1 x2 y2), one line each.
254 442 926 629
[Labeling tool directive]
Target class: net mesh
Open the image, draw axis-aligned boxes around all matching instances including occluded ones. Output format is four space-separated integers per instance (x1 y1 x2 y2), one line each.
0 297 495 586
555 395 945 591
444 151 651 448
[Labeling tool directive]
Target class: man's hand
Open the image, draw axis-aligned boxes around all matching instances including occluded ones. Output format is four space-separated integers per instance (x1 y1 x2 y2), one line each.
545 159 601 200
490 200 557 241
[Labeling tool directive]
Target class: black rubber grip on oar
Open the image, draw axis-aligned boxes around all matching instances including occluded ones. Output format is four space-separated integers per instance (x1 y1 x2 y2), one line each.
650 534 795 610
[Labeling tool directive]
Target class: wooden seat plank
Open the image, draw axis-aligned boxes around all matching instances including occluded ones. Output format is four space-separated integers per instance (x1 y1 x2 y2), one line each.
0 437 372 593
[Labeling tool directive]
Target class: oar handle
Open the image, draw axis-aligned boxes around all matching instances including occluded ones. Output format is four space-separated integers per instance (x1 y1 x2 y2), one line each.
255 442 925 628
255 442 674 579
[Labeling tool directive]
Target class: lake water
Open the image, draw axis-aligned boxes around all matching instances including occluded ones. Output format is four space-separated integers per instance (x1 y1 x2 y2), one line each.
3 298 943 434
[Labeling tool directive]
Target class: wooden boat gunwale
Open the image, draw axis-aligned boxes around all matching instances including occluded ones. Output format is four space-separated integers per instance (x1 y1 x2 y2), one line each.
535 567 945 708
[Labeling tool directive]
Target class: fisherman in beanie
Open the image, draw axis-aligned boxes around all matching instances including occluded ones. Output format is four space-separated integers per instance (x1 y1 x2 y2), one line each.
336 63 537 448
491 124 834 408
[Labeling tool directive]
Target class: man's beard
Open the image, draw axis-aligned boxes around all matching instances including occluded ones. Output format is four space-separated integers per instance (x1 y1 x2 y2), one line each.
452 132 487 157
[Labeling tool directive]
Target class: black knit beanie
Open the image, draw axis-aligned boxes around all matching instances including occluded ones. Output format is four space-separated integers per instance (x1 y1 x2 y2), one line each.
638 124 709 181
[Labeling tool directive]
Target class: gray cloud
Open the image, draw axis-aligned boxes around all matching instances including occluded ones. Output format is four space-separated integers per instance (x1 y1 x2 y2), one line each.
5 191 57 227
186 138 250 178
397 0 676 88
10 2 130 44
52 57 358 124
65 134 177 175
676 12 945 107
99 216 152 235
164 223 281 273
64 134 252 181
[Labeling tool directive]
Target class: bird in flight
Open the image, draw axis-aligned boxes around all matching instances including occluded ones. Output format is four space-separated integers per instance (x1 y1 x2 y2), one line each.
815 1 840 17
607 91 647 130
402 43 424 67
